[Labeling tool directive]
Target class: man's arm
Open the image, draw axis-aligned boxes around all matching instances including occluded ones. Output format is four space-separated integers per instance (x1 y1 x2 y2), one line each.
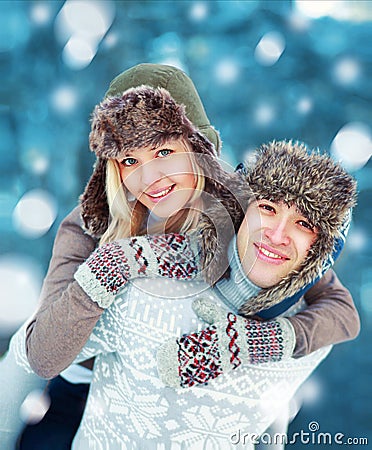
288 269 360 357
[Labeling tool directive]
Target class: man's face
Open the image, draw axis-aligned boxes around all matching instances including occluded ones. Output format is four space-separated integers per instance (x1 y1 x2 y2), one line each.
237 200 318 288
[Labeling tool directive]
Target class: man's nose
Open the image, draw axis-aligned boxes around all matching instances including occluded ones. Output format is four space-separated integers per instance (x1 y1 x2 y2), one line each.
264 219 291 246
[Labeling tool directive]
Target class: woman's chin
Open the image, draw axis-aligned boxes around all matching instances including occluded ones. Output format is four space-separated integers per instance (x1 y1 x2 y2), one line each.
146 193 193 219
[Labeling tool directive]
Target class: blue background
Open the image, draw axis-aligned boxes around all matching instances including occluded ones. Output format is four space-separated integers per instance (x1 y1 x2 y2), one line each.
0 1 371 448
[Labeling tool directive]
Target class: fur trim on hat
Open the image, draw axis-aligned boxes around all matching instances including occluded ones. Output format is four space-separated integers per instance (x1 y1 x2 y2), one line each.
80 85 218 237
198 166 251 285
80 158 110 237
89 85 218 160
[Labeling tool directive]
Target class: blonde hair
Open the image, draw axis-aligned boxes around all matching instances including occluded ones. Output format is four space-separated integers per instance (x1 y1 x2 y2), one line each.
99 139 205 245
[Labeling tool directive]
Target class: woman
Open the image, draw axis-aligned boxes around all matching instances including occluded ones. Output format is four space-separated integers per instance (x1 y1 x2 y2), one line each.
1 63 224 450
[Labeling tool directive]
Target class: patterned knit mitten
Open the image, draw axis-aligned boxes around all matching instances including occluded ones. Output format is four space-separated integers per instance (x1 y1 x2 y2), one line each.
157 298 295 388
74 233 200 308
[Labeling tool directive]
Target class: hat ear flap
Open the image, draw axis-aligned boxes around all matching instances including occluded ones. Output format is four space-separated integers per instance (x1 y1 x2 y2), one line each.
197 124 222 155
80 158 110 237
187 132 218 158
89 102 124 159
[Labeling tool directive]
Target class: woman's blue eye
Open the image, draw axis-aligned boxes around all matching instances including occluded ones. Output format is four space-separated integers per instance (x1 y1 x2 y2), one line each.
157 149 172 157
121 158 137 166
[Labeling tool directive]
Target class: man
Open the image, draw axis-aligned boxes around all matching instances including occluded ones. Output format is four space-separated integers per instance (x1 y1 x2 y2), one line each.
151 140 357 448
157 139 357 394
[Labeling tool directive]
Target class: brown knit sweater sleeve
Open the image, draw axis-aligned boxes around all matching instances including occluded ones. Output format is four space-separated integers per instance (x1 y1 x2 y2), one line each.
288 269 360 357
26 207 104 379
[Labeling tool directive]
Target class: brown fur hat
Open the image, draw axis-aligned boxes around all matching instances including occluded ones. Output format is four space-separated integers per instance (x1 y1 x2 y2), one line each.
80 63 222 238
241 140 357 315
200 140 357 316
88 86 218 160
81 83 248 242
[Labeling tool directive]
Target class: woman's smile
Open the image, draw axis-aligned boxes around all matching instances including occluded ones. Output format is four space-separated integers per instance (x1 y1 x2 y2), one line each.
145 184 176 202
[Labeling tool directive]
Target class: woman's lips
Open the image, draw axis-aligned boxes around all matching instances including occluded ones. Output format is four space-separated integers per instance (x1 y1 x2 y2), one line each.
145 185 175 202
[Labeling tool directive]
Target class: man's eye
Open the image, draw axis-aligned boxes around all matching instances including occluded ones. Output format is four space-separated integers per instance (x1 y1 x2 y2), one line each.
157 149 173 158
121 157 137 166
259 203 275 213
298 220 314 232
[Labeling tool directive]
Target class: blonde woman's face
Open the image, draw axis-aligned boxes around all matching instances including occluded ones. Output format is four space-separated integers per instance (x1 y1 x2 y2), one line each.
117 140 198 218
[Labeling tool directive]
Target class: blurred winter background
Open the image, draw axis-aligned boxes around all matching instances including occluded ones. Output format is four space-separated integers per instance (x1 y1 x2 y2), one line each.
0 0 371 447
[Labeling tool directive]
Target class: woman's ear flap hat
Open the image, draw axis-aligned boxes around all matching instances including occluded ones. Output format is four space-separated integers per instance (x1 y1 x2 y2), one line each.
80 63 221 237
105 63 221 153
88 85 217 160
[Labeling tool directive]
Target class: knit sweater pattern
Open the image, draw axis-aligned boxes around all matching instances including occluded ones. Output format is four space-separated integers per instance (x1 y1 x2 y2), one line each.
72 275 330 449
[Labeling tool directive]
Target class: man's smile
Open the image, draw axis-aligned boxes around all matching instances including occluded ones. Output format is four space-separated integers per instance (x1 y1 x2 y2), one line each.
254 243 290 264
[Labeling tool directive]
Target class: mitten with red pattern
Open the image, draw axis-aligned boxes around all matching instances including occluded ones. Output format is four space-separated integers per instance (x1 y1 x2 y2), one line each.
74 233 200 308
157 297 295 388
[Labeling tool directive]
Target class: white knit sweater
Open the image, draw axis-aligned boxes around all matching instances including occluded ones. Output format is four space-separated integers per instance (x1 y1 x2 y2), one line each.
72 273 330 450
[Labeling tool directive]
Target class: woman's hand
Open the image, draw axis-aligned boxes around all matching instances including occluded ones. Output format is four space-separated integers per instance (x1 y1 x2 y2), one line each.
74 233 201 308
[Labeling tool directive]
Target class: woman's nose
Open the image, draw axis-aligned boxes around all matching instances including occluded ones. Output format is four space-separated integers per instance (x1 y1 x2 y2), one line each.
140 160 163 187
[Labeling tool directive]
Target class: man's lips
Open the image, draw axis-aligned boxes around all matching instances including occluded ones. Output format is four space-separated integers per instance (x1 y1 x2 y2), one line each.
254 243 290 264
145 184 175 201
